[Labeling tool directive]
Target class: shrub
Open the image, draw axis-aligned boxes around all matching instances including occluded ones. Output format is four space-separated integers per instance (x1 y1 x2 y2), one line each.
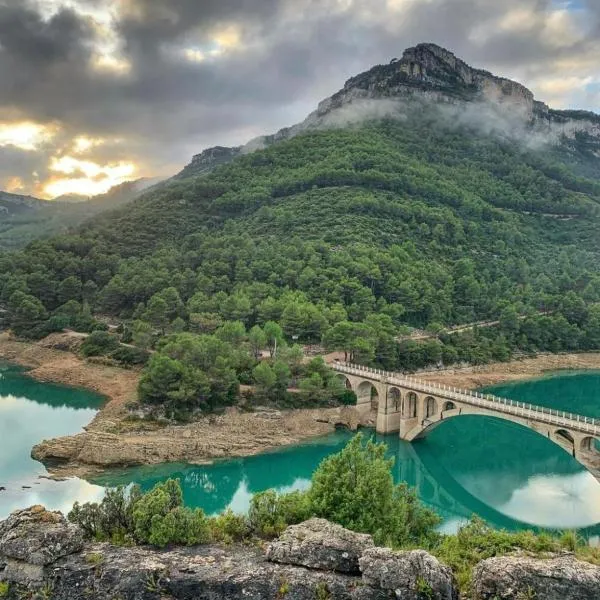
335 389 357 406
132 479 210 547
433 518 561 592
209 509 251 543
309 433 440 547
111 345 151 366
68 485 141 542
80 331 120 357
248 489 312 538
146 506 211 547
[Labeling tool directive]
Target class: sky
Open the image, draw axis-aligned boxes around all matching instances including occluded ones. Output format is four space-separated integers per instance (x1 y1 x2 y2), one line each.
0 0 598 199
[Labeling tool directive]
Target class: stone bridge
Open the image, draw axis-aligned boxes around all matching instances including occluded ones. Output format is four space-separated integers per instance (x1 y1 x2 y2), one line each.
332 362 600 481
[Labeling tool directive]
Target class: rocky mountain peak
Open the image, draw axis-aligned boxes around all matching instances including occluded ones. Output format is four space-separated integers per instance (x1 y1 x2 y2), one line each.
177 42 600 179
318 42 539 118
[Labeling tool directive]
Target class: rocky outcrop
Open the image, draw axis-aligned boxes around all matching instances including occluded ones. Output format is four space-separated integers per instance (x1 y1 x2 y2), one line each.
176 145 243 178
0 508 456 600
266 518 374 574
175 42 600 180
360 547 457 599
4 508 600 600
31 405 366 476
473 553 600 600
0 506 83 585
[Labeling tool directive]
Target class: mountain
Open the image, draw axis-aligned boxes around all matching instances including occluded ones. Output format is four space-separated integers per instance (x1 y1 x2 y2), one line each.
179 43 600 179
0 177 165 251
0 191 46 216
2 43 600 371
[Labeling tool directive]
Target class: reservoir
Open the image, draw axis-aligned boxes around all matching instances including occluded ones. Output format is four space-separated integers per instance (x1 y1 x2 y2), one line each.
3 363 600 534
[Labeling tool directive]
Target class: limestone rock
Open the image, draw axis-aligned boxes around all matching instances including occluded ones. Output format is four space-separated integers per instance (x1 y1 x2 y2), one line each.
0 506 83 566
472 553 600 600
266 517 374 574
359 547 457 600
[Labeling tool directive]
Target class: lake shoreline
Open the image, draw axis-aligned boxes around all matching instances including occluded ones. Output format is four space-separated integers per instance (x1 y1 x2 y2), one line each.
3 331 600 479
0 332 368 479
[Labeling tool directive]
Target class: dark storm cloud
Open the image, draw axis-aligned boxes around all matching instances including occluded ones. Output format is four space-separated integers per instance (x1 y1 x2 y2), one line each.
0 0 598 195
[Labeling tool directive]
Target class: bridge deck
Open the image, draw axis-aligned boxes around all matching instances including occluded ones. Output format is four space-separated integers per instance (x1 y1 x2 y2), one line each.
333 362 600 437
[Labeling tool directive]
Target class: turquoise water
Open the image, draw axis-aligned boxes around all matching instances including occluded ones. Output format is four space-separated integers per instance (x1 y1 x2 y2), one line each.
0 364 106 517
3 363 600 534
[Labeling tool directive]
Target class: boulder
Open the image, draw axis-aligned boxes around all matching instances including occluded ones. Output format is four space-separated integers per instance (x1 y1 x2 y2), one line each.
0 505 83 566
359 547 457 600
472 553 600 600
266 518 374 574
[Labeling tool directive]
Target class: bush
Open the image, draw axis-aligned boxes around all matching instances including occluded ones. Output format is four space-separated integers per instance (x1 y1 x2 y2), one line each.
248 489 312 537
80 331 120 357
111 345 151 366
132 479 210 547
209 509 251 543
433 518 562 592
68 485 141 542
145 506 211 547
335 389 357 406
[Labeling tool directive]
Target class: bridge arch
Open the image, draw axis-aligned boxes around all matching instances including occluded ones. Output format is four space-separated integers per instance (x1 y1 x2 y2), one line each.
356 380 379 411
581 437 600 455
336 374 353 390
443 401 456 412
388 387 401 412
424 396 437 419
404 392 418 418
556 429 575 444
405 409 600 474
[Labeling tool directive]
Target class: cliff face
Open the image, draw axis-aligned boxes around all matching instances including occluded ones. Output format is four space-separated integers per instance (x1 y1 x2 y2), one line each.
178 42 600 178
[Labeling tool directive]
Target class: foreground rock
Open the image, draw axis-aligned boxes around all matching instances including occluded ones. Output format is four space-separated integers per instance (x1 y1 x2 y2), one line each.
0 507 456 600
473 554 600 600
266 517 374 574
360 547 457 599
0 506 83 585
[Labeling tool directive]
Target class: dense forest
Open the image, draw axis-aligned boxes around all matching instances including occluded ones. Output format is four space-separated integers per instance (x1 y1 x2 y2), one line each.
1 107 600 411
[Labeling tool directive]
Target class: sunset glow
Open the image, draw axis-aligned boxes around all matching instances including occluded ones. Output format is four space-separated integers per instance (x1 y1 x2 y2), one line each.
43 156 136 197
0 122 56 151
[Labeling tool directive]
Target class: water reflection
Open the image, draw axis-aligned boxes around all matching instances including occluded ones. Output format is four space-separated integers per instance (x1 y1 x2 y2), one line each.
0 364 105 519
4 363 600 535
95 414 600 534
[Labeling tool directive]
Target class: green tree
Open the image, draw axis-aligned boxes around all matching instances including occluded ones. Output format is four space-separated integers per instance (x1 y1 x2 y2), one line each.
8 291 48 337
309 434 440 546
248 325 267 359
263 321 284 357
253 361 277 395
58 276 82 304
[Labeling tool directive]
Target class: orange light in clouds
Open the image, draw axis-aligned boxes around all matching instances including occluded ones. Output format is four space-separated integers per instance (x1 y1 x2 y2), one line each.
0 121 56 151
43 155 136 198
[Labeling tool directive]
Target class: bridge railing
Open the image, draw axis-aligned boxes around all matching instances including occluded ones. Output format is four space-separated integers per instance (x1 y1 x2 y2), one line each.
333 362 600 436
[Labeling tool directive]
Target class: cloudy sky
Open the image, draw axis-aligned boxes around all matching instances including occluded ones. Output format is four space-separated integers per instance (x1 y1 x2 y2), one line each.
0 0 598 199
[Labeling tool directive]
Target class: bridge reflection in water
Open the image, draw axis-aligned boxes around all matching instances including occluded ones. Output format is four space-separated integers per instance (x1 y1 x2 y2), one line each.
93 419 600 538
333 362 600 484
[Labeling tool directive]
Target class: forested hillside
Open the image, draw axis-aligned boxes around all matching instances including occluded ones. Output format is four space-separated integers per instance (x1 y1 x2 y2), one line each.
2 107 600 352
